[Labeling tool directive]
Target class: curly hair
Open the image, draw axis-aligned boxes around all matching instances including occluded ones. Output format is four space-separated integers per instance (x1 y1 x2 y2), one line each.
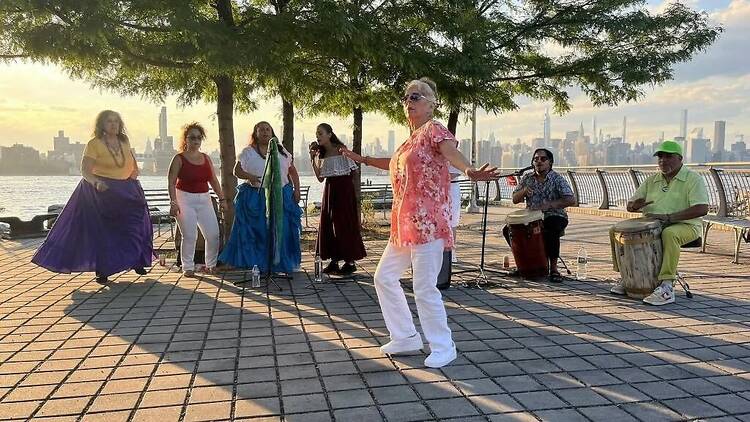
178 122 207 153
92 110 128 143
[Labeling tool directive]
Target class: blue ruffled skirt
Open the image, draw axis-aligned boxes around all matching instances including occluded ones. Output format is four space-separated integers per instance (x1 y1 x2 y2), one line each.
218 183 301 273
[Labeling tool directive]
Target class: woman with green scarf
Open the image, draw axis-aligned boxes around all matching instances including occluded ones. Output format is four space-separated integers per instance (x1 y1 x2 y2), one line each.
218 121 302 273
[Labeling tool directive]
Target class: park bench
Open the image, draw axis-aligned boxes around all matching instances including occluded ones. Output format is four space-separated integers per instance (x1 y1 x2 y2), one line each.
0 214 57 239
700 167 750 263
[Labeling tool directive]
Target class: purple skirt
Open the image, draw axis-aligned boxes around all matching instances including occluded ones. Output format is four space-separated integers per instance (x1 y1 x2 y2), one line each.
32 177 154 277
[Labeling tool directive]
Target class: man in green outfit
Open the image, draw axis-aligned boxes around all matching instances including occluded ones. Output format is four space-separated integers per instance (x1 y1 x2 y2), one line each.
610 140 709 305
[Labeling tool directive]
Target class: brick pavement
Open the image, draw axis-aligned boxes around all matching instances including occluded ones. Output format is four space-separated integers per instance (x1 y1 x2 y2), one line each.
0 207 749 421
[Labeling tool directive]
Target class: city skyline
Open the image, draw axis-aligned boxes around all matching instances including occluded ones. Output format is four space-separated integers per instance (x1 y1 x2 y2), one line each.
0 0 747 154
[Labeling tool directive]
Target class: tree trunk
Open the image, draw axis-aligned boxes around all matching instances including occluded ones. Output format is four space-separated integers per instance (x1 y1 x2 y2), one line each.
447 106 460 136
215 75 238 241
281 98 294 154
352 106 363 217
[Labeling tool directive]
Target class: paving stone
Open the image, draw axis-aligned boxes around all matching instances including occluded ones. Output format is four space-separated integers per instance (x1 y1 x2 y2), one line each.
534 408 588 422
592 384 651 404
328 389 375 409
426 397 480 418
333 406 384 422
493 375 544 392
379 402 433 422
468 394 525 414
555 388 611 406
370 385 419 404
633 380 691 400
511 391 567 410
579 405 639 422
454 378 503 396
671 377 729 395
663 397 726 419
702 393 750 414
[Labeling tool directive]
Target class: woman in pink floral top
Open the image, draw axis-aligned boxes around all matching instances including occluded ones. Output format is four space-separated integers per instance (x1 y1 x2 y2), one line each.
342 77 499 368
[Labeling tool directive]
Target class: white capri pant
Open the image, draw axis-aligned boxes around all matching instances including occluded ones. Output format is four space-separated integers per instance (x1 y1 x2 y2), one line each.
373 239 453 354
450 182 461 228
175 190 220 271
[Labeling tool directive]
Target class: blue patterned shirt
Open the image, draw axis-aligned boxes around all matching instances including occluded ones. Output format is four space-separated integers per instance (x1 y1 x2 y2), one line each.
513 170 574 219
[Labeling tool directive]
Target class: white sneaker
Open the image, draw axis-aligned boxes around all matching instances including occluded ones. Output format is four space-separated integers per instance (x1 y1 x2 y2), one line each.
610 282 626 295
643 282 675 306
380 334 423 355
424 343 457 368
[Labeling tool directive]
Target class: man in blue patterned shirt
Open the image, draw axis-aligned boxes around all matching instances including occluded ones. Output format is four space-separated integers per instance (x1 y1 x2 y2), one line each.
503 148 576 280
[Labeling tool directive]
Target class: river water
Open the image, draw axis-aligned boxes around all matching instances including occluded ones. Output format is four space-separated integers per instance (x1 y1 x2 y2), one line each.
0 174 392 219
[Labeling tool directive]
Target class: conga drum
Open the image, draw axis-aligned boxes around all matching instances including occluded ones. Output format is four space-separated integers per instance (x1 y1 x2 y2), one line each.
506 209 548 278
612 218 663 299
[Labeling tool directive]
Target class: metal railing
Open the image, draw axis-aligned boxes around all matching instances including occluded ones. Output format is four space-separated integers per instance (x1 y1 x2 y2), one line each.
486 162 750 218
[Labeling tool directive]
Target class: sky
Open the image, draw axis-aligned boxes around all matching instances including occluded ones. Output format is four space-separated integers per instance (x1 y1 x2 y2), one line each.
0 0 747 156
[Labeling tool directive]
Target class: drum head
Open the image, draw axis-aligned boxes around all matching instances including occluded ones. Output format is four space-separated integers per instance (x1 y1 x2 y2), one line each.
506 209 544 225
614 217 661 233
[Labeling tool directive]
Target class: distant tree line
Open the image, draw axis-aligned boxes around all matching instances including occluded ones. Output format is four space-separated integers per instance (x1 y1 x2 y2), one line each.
0 0 721 233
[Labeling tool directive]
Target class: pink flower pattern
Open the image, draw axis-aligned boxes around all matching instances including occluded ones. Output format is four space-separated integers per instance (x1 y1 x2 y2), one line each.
389 120 457 249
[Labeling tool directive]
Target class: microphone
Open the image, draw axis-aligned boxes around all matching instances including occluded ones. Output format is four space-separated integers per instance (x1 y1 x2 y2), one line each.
514 165 534 176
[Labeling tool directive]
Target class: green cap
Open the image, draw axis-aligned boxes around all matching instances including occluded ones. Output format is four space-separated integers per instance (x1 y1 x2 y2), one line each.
653 140 683 157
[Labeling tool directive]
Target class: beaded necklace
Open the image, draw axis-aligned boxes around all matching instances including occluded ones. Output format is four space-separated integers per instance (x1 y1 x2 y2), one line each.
104 138 126 168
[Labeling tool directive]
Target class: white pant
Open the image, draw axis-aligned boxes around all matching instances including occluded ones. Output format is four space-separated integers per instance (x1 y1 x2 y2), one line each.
175 190 220 271
450 182 461 228
374 239 453 353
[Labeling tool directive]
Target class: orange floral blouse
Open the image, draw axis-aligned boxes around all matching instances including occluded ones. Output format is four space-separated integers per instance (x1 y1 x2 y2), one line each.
389 120 457 249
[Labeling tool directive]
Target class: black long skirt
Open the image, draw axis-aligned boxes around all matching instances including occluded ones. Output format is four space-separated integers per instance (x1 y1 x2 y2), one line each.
316 173 367 262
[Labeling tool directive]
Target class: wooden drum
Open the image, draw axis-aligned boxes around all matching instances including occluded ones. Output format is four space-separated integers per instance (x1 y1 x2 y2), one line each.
506 209 548 278
612 218 663 299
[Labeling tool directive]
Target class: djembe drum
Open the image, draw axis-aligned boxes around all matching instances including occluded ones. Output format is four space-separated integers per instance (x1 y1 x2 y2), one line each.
506 209 548 278
612 218 663 299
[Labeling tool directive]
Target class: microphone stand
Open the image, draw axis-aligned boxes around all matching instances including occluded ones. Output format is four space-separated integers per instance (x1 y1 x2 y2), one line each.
453 170 524 289
235 142 288 291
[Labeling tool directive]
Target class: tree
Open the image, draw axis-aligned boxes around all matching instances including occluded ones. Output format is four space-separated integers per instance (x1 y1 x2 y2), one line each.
0 0 277 235
383 0 722 137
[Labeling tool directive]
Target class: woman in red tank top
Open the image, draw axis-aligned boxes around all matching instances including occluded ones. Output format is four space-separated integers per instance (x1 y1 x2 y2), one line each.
167 123 227 276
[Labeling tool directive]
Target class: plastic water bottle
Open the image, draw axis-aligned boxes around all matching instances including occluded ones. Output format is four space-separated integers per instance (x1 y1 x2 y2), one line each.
576 247 588 280
251 265 261 287
314 255 323 283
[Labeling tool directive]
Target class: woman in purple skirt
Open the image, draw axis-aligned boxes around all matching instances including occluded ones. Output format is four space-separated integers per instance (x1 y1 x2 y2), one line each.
32 110 153 284
310 123 366 275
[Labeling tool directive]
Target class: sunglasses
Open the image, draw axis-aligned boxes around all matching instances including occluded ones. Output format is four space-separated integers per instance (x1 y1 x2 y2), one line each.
401 92 428 104
532 156 549 162
187 135 204 141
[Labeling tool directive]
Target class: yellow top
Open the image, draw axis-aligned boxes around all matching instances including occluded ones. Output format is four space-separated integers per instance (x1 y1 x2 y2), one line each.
631 166 709 236
83 138 136 180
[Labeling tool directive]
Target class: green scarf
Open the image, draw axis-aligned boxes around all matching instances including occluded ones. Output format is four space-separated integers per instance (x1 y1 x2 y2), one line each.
263 138 284 265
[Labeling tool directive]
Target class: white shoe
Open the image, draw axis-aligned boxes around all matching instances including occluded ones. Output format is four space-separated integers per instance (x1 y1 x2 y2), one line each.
610 282 626 295
424 343 457 368
380 334 423 355
643 282 675 306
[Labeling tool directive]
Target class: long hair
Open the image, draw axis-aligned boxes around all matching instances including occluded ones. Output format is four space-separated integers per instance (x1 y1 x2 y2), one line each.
250 121 288 157
178 122 206 153
317 123 345 158
92 110 128 143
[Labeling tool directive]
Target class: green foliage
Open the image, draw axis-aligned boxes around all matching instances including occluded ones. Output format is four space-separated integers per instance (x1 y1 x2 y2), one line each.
0 0 722 136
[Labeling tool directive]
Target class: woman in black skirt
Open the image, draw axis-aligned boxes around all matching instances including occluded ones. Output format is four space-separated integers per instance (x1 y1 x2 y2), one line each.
310 123 366 274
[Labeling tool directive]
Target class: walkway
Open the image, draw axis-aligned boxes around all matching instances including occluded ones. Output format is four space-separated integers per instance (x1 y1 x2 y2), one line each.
0 207 748 421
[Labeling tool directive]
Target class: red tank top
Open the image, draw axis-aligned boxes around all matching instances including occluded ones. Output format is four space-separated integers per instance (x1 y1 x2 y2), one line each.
176 153 213 193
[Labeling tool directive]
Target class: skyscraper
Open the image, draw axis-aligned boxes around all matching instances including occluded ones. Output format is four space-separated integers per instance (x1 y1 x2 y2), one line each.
159 106 168 144
622 116 627 143
713 120 726 158
592 117 597 144
387 130 395 155
543 108 551 144
680 109 688 139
